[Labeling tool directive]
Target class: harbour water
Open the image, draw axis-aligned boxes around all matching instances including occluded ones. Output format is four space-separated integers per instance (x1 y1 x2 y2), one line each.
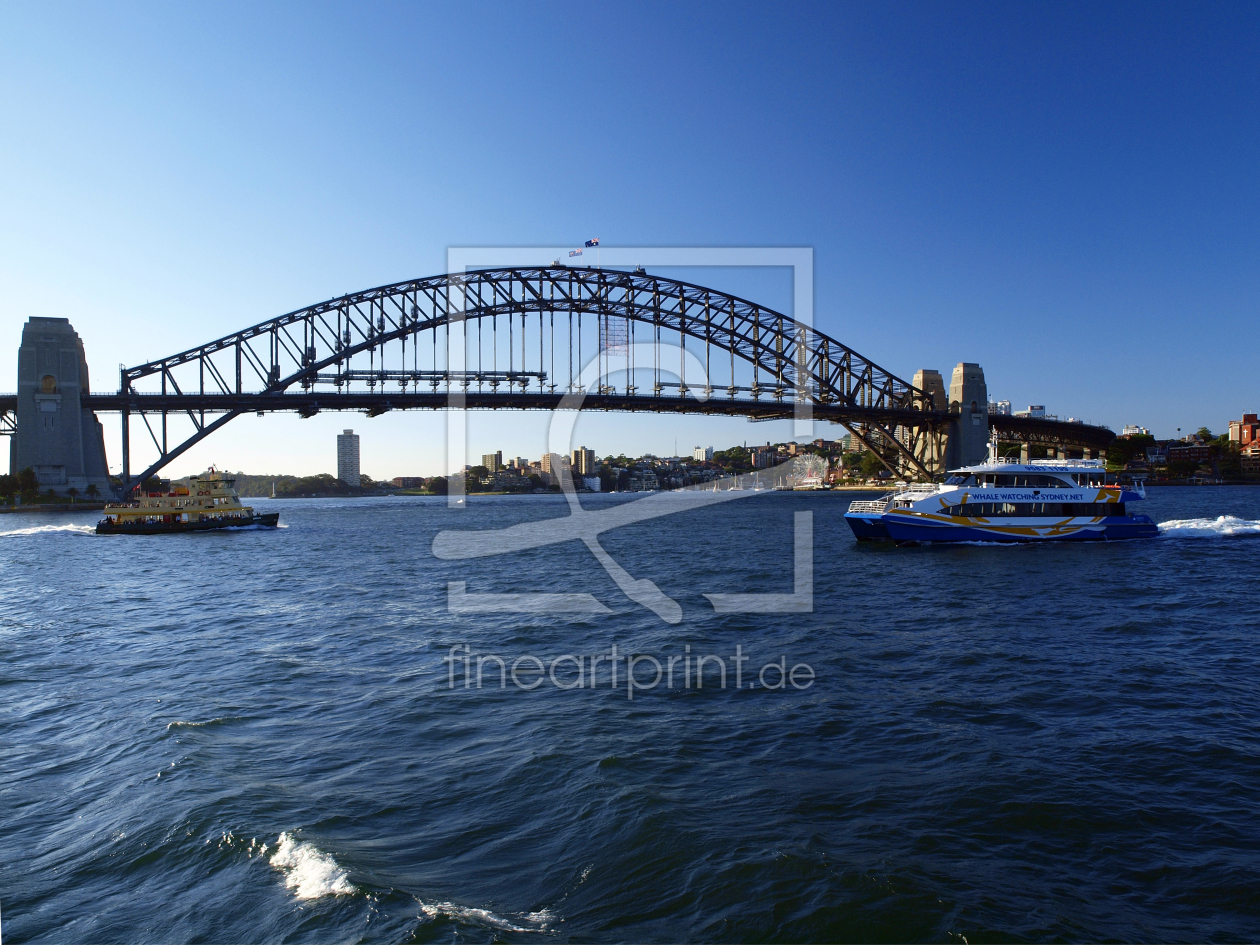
3 487 1260 942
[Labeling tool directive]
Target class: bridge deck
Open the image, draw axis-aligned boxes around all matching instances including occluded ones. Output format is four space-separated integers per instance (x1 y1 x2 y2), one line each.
0 392 1113 449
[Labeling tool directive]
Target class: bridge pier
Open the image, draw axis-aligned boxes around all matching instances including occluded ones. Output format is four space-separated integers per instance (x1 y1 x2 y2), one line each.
944 362 989 469
10 318 112 496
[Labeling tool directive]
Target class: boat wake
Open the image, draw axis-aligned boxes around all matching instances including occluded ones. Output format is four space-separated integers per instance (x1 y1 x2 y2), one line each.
1158 516 1260 538
417 899 556 933
166 716 242 730
269 832 355 899
0 523 97 538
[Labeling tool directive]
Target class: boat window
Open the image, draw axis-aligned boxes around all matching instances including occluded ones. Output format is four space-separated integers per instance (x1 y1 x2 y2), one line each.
951 502 1128 518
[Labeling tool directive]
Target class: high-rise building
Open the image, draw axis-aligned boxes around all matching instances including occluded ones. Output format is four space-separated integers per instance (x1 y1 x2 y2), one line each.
481 451 503 472
572 446 596 476
693 446 714 462
541 452 569 474
337 429 361 486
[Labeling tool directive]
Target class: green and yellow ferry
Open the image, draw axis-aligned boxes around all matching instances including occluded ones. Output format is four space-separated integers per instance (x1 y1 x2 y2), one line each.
97 468 279 535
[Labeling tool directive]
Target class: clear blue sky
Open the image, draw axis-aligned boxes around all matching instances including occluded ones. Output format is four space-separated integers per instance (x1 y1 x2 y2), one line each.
2 2 1257 477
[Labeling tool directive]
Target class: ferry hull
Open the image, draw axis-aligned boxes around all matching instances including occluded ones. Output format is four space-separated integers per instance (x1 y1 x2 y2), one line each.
844 513 892 540
882 514 1158 544
96 512 280 535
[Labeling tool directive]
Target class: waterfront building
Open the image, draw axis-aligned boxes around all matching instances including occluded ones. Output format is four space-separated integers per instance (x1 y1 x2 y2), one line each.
1015 405 1046 418
572 446 596 476
482 451 503 473
988 400 1012 416
582 477 601 492
1168 444 1212 465
391 477 424 488
337 430 360 486
1241 442 1260 474
1229 413 1259 447
1121 424 1152 437
751 448 775 469
693 446 714 462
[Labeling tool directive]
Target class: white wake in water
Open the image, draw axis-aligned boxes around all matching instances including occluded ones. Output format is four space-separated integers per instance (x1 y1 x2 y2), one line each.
269 832 355 899
1158 516 1260 538
1154 519 1260 539
418 900 556 933
0 523 97 537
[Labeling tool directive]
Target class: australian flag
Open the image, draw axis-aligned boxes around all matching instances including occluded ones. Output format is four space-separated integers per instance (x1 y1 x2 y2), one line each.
569 249 583 257
584 238 599 247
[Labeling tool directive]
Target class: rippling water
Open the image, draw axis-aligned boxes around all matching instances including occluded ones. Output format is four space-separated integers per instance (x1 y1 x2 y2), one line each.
3 487 1260 943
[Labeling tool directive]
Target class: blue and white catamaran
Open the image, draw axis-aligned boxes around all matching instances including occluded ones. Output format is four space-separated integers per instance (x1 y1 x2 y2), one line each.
845 446 1157 544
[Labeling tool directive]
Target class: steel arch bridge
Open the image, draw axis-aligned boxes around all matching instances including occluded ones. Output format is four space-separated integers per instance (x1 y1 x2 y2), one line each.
77 266 1109 490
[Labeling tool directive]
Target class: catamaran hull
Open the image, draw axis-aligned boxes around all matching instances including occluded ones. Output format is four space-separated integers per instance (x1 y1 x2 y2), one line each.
881 514 1158 544
844 513 892 540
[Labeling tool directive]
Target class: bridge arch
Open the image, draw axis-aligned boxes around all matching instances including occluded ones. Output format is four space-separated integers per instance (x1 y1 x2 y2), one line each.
117 267 949 488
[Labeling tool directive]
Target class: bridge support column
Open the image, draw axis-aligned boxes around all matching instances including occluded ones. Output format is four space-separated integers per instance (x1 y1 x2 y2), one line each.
944 362 989 469
1083 448 1091 460
12 317 112 496
1020 442 1030 464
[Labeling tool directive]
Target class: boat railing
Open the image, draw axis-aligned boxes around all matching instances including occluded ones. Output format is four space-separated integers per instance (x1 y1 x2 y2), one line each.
991 457 1105 468
847 499 891 515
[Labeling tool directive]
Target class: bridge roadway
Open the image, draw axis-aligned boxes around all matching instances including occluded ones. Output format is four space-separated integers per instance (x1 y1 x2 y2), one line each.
0 390 1116 452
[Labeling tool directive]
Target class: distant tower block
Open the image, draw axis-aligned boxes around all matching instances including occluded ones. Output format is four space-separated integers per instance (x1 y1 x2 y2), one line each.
11 317 112 495
337 429 361 486
945 362 989 469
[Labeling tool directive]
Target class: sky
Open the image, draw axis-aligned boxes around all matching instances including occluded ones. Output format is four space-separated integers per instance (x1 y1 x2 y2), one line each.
1 1 1257 478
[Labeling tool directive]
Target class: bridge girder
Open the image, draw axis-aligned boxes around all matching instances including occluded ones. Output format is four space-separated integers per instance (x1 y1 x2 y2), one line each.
115 267 951 488
4 266 1105 491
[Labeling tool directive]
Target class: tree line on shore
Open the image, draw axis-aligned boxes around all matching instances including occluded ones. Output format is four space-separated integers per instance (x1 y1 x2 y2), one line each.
1 468 102 503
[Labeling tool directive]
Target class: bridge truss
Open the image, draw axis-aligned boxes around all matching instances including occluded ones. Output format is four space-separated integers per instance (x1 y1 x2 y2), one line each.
48 266 1109 491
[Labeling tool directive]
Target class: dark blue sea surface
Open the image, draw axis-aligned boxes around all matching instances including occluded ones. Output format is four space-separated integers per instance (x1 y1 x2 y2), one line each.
3 487 1260 943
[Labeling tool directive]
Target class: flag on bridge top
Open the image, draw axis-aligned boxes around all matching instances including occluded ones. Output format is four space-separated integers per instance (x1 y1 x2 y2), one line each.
569 249 583 257
584 238 600 247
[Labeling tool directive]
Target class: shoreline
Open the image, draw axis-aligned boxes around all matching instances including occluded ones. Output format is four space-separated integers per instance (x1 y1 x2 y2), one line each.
0 502 106 514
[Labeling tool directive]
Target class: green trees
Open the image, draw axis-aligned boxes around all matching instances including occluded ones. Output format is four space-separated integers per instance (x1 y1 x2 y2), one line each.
16 467 38 498
274 474 356 497
858 452 888 479
713 446 751 473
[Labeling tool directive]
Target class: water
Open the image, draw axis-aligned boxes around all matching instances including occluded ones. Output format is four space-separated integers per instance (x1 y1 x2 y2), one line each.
2 486 1259 943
